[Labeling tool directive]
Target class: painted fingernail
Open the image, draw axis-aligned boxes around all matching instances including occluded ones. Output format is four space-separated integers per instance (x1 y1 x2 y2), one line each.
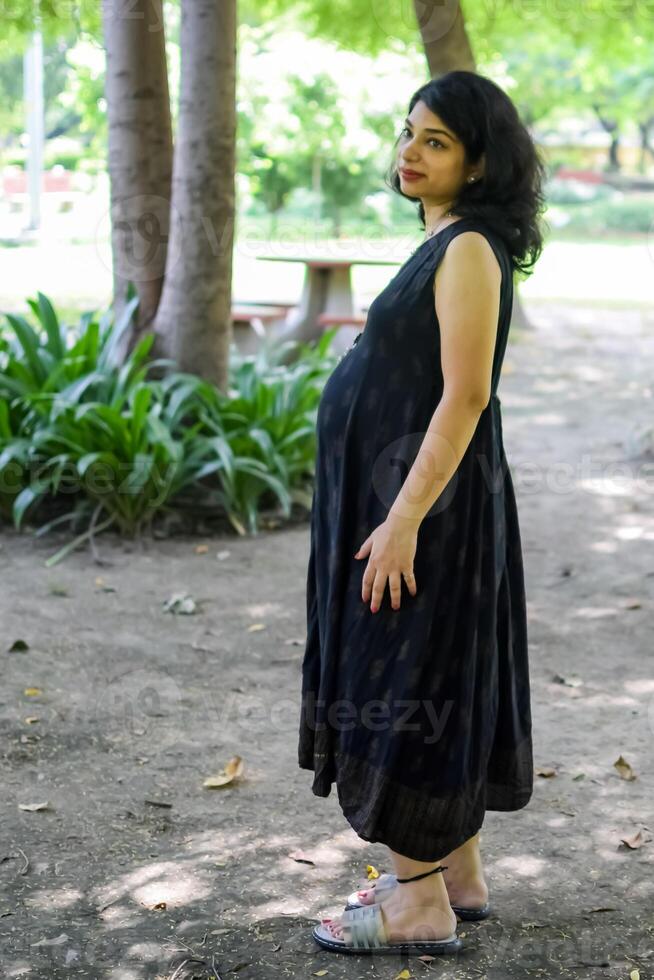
371 605 378 613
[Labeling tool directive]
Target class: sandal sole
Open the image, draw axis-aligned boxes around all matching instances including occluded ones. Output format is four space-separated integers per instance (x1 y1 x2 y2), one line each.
312 924 462 955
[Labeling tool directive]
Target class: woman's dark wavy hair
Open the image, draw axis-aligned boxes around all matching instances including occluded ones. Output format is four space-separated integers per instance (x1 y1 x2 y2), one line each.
386 70 548 277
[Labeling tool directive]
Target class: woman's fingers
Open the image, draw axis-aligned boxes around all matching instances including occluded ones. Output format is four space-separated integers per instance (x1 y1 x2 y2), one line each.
362 564 417 610
361 562 375 603
369 568 388 613
388 571 402 611
354 534 372 559
402 568 418 596
361 565 387 612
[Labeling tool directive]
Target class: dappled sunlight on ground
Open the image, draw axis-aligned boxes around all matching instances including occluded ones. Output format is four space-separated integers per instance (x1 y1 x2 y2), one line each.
1 298 653 976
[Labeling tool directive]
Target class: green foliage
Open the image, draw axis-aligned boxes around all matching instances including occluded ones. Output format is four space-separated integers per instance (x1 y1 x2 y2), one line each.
560 194 654 234
181 332 337 533
0 292 337 561
0 2 101 53
0 292 143 435
243 0 654 68
545 178 617 206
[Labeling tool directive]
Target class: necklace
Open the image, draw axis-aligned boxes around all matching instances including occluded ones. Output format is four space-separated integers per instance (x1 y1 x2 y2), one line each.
409 209 456 258
422 208 455 244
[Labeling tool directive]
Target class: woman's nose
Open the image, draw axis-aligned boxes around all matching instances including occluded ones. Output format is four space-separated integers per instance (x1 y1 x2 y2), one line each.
402 138 420 159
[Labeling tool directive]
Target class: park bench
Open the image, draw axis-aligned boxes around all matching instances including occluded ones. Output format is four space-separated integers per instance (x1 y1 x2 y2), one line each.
231 303 294 338
230 302 298 353
317 311 367 332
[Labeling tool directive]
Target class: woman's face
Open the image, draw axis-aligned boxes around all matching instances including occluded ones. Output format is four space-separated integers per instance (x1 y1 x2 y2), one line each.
396 100 474 203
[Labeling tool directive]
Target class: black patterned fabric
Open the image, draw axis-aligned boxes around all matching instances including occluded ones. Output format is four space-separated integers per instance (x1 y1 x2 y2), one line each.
298 216 533 861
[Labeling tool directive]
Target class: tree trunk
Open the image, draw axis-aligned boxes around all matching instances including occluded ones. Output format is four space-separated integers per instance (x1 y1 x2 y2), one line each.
593 105 621 172
637 118 654 172
102 0 173 356
607 135 620 172
413 0 475 76
153 0 237 389
415 0 532 330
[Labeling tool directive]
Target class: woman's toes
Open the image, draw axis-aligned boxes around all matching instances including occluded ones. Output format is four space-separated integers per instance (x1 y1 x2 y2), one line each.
321 916 343 938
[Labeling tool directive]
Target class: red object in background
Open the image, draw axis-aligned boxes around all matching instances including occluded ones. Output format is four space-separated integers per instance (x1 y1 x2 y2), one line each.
44 170 72 192
2 169 72 194
555 167 605 184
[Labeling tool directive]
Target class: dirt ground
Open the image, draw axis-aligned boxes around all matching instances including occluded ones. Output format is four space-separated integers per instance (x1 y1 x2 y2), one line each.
2 299 654 980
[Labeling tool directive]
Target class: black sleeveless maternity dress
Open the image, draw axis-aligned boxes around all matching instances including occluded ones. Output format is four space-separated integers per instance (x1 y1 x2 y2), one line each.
298 216 533 862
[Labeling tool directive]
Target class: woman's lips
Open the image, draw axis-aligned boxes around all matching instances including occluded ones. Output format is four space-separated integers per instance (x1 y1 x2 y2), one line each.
399 168 424 181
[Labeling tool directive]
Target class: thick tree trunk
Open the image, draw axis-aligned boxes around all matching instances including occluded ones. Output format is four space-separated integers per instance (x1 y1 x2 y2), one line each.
102 0 173 354
412 0 475 76
153 0 237 389
414 0 531 330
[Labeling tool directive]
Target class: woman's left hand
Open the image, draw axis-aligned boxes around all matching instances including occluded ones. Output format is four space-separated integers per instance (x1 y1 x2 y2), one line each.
354 513 420 612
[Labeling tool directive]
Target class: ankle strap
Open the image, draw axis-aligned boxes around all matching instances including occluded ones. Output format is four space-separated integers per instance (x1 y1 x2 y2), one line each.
396 865 448 883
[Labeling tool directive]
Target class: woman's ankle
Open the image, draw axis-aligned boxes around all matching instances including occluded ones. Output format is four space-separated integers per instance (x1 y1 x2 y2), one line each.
393 876 450 908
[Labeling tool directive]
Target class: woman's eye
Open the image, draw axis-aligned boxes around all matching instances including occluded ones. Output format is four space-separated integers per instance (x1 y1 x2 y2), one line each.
399 127 442 148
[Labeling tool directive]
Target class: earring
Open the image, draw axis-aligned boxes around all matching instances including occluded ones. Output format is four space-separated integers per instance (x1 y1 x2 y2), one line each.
468 176 477 183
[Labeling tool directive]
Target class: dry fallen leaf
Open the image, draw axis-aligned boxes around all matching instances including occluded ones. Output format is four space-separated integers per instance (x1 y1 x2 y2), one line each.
195 544 209 554
619 829 651 850
313 971 328 976
535 766 557 778
613 755 636 781
394 970 412 979
247 623 266 632
630 970 640 980
18 801 50 812
288 850 315 866
203 755 244 789
163 592 197 615
31 933 68 947
24 717 40 725
366 864 380 880
23 688 42 697
552 673 583 687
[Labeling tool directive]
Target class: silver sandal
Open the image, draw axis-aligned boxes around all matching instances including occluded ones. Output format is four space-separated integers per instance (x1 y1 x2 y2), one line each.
312 864 462 956
345 869 491 921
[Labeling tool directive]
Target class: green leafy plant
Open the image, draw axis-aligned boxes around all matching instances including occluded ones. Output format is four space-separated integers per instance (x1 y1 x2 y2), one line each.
0 292 339 560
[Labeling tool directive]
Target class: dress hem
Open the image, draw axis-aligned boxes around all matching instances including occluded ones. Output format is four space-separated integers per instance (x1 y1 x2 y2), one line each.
298 737 533 863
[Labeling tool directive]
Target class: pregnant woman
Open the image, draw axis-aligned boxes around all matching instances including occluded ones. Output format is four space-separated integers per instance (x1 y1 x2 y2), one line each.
299 69 546 956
